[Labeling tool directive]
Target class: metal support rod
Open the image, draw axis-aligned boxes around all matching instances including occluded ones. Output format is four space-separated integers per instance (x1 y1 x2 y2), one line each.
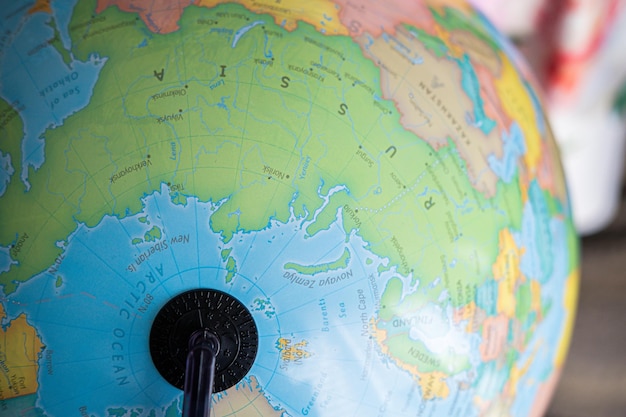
183 329 220 417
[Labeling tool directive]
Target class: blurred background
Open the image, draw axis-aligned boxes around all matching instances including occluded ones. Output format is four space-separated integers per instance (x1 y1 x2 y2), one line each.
470 0 626 415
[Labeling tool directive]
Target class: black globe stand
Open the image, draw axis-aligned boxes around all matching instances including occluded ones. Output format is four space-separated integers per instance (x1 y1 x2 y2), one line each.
183 330 220 417
150 289 259 417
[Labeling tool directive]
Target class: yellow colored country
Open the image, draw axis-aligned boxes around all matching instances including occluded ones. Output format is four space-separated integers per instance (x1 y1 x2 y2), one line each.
434 24 464 58
555 269 580 367
417 371 450 400
530 279 542 313
506 348 536 399
493 52 542 175
454 301 481 332
277 337 312 362
455 301 475 321
492 228 525 317
0 313 45 399
428 0 473 12
196 0 349 34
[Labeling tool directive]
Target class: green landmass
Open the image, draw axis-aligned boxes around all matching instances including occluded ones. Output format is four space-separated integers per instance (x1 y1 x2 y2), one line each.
378 276 446 324
1 0 396 292
171 192 187 205
515 280 532 321
0 97 23 182
0 98 22 193
165 399 181 417
55 276 63 287
377 263 391 274
220 247 232 262
567 220 580 272
143 225 162 242
505 348 518 369
253 297 275 318
284 247 350 275
138 216 149 223
108 408 126 417
0 96 54 294
221 248 237 282
379 277 404 321
0 0 559 303
132 237 143 245
224 256 237 283
46 18 73 67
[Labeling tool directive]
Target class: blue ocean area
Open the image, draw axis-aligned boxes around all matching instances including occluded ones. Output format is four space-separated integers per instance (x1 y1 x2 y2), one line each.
50 0 80 50
520 180 554 283
0 11 104 186
3 187 434 416
474 360 509 400
488 122 526 183
456 54 496 135
475 278 498 316
510 220 571 417
0 4 580 417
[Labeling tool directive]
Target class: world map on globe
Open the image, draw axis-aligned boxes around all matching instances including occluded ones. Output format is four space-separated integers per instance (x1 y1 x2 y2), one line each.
0 0 579 416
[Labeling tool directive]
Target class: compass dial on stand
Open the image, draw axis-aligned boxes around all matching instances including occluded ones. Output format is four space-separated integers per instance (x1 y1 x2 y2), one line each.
149 288 258 392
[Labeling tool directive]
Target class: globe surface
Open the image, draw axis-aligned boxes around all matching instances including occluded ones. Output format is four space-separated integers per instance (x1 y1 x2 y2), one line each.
0 0 579 416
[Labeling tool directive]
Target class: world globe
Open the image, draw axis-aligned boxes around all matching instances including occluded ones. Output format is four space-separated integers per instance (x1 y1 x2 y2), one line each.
0 0 579 416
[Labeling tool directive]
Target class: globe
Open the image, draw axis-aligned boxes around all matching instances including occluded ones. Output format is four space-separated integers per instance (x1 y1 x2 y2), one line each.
0 0 579 416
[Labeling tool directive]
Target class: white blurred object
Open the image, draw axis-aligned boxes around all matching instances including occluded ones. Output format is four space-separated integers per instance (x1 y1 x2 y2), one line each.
552 109 625 235
469 0 546 36
548 0 626 234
